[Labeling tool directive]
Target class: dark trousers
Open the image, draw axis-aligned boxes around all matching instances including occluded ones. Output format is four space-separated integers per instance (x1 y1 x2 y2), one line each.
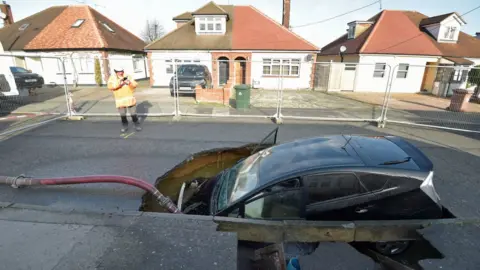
118 105 139 127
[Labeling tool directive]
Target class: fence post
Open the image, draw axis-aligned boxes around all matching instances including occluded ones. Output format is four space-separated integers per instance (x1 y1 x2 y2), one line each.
173 60 181 120
60 57 73 117
379 64 397 128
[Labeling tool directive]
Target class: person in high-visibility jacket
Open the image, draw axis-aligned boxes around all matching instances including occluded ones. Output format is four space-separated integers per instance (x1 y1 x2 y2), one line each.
108 67 142 132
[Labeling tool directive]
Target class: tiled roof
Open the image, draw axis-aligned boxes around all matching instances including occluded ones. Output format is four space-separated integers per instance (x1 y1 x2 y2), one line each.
320 10 480 58
192 1 228 15
146 3 318 51
0 5 145 52
173 12 192 21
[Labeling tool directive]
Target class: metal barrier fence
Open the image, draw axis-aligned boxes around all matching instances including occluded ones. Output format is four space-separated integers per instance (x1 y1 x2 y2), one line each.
1 53 479 134
382 64 480 133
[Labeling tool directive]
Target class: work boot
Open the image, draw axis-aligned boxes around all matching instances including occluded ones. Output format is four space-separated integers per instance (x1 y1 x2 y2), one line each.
121 126 128 133
134 123 142 131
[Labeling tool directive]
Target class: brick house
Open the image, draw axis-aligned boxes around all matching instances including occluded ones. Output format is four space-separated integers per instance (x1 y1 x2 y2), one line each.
0 5 147 86
145 1 318 91
317 10 480 96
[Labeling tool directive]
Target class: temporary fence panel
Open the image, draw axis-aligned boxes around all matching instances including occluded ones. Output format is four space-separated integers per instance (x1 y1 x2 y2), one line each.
0 54 70 116
280 62 391 122
381 64 480 133
0 54 70 136
64 56 174 117
169 58 279 119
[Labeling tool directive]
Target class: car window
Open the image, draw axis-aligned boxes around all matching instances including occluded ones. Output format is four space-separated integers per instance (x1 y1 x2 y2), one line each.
244 189 302 219
10 67 29 73
358 173 388 191
303 173 366 204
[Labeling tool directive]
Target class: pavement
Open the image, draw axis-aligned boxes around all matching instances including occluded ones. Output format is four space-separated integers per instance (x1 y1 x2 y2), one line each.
0 118 479 269
2 86 479 131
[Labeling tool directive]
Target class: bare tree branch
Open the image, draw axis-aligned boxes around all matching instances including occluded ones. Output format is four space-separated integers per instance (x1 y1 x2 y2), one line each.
141 19 165 43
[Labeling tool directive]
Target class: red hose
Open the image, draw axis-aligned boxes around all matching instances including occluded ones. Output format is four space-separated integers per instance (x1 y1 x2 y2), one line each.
0 175 180 213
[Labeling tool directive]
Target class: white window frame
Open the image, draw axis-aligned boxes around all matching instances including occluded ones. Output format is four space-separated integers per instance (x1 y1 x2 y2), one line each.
373 63 386 78
396 63 409 79
196 16 224 34
347 25 355 39
102 22 115 33
262 58 301 76
132 56 143 73
72 19 85 28
78 56 94 74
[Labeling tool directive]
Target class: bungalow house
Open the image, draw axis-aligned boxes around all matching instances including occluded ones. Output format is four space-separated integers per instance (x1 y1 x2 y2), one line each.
145 1 319 90
316 10 480 97
0 4 147 86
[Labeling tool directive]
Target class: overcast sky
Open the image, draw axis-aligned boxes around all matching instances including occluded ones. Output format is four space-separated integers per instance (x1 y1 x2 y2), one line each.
5 0 480 48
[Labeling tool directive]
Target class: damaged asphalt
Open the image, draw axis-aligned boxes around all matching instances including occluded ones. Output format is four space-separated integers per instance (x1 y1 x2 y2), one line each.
0 118 479 269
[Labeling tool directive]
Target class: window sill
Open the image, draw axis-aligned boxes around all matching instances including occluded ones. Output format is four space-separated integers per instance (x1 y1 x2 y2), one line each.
134 70 143 73
262 75 300 78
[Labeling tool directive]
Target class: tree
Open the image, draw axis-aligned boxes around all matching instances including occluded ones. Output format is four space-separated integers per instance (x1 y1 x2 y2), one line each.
94 58 102 86
140 19 165 43
467 65 480 88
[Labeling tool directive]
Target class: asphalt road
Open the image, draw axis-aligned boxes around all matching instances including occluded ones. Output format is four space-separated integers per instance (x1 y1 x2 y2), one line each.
0 118 479 269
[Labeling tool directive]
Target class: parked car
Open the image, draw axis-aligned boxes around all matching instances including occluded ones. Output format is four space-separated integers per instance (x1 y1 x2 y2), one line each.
169 64 212 96
10 66 44 90
141 128 443 256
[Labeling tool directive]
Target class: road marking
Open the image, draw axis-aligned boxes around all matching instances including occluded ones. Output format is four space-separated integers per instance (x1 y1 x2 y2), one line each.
123 132 135 139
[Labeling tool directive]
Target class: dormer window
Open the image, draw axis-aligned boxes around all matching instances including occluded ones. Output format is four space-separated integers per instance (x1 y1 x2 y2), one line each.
347 25 355 39
195 15 226 35
443 26 456 40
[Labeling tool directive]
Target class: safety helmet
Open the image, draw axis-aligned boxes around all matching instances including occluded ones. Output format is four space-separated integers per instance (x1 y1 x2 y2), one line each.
114 66 124 72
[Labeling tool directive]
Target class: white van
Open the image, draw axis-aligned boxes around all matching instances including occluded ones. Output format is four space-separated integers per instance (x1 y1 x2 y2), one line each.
0 61 19 96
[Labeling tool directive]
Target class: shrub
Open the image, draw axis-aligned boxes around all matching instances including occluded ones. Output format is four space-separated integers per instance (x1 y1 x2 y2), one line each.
94 58 102 86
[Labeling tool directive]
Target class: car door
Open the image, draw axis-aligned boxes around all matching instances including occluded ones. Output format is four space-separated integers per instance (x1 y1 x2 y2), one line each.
221 178 305 220
251 127 278 154
303 173 372 221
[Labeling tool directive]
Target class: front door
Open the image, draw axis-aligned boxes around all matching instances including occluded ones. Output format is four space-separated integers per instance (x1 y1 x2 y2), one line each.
340 64 356 91
235 61 246 85
219 60 229 86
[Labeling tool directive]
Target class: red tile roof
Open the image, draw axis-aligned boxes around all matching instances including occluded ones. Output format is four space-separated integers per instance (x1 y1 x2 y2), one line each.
232 6 317 51
0 5 145 52
320 10 480 58
146 3 318 51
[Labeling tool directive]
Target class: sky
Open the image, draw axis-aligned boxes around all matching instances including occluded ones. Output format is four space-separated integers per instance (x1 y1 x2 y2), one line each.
4 0 480 48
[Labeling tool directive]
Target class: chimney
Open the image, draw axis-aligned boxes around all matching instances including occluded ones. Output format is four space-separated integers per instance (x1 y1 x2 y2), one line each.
476 32 480 40
282 0 291 29
0 1 14 27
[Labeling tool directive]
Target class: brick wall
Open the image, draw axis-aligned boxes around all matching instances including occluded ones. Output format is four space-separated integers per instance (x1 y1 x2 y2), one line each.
195 80 232 105
309 54 317 89
147 52 154 86
100 51 110 83
211 52 252 88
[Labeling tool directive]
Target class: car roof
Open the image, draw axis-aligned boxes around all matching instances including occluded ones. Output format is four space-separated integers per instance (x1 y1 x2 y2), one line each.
256 135 431 187
257 135 364 185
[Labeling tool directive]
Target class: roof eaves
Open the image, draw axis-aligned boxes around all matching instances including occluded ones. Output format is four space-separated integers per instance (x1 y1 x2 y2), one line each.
247 5 319 51
144 19 193 50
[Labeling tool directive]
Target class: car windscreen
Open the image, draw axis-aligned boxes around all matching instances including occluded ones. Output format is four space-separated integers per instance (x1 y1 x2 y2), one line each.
177 65 205 76
10 67 29 73
216 151 262 211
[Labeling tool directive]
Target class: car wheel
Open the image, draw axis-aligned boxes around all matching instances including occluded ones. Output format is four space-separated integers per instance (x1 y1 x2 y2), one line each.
374 241 411 256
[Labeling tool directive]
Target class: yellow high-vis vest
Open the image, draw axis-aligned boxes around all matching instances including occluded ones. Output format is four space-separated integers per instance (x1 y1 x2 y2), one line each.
107 74 138 108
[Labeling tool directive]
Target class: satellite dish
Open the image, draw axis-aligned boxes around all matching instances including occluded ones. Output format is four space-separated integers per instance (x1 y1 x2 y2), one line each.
340 46 347 53
0 12 6 20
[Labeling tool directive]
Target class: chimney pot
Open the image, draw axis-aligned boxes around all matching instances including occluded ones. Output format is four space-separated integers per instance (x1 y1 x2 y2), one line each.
0 2 14 26
282 0 291 29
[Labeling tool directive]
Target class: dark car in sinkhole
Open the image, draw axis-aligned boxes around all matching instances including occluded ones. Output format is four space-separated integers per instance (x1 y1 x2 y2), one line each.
141 128 442 255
